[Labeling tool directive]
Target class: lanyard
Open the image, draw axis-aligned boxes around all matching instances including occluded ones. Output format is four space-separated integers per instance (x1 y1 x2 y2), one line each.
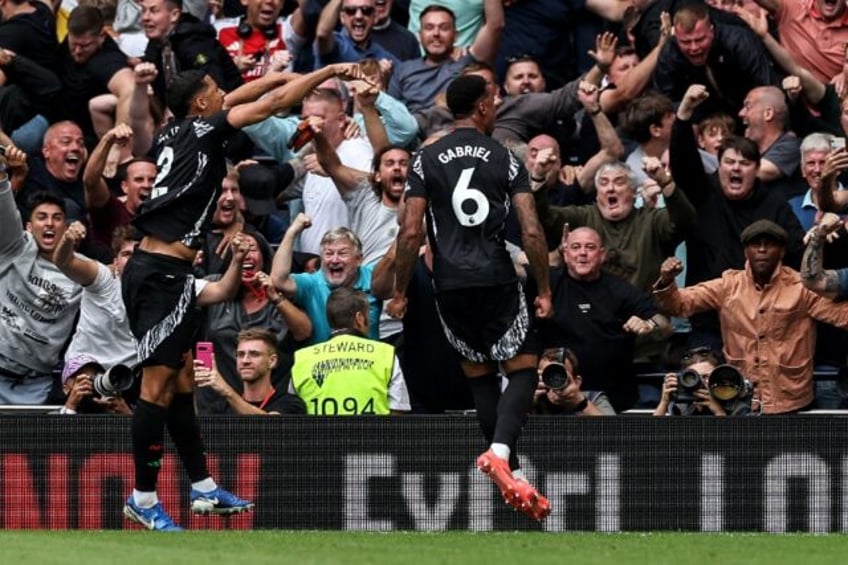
257 386 275 411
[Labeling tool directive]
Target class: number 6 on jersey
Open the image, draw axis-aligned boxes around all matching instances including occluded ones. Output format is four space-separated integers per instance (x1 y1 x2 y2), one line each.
451 168 490 226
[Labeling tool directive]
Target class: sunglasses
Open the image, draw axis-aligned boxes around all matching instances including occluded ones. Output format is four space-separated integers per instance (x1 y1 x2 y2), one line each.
342 5 376 16
505 53 537 65
681 346 715 362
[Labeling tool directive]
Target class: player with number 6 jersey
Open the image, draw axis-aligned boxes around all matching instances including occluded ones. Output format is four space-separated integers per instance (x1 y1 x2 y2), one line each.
406 130 523 290
390 75 553 521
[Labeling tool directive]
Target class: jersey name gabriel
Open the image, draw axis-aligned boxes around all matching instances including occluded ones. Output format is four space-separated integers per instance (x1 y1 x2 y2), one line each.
134 111 237 249
405 127 530 290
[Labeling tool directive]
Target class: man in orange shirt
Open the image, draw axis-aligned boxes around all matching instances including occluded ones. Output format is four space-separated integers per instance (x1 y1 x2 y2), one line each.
653 219 848 414
751 0 848 83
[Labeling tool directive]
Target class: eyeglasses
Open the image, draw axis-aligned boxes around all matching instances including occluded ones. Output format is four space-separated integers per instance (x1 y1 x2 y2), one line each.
342 5 376 16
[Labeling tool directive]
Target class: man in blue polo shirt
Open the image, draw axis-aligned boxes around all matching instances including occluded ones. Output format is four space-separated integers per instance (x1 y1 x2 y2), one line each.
270 213 393 343
315 0 399 68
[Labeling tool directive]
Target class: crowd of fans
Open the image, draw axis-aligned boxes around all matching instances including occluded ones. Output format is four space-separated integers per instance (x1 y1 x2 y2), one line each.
2 0 848 417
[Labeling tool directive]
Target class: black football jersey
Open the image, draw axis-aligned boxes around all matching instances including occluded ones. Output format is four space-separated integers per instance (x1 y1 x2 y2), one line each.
405 127 530 290
134 111 237 249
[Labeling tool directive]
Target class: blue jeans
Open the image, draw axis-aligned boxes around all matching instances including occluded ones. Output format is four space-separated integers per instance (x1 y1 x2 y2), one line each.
11 115 48 154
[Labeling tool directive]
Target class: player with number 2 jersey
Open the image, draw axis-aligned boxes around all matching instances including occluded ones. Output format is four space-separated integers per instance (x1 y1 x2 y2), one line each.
121 63 366 531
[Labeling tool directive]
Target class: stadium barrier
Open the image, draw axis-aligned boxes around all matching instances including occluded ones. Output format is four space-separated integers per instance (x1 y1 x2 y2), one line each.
1 415 847 532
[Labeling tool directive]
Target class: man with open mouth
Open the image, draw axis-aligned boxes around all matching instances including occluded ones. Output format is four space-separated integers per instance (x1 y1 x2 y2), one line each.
16 121 89 225
314 0 399 69
0 146 83 407
749 0 848 85
531 82 696 294
669 84 806 351
737 86 802 201
653 2 779 121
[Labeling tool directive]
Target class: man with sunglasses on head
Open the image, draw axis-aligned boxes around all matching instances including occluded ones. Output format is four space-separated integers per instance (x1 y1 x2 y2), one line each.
315 0 399 68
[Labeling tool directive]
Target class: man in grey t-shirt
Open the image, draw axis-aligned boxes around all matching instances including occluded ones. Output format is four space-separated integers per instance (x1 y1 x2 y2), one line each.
0 166 82 404
388 0 503 113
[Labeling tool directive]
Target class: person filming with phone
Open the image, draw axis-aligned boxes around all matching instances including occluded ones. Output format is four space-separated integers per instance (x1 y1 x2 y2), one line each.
193 329 305 415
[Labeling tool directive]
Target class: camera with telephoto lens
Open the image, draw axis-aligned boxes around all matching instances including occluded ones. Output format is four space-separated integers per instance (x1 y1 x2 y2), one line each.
92 364 134 398
541 362 571 390
541 348 571 390
673 367 706 403
710 365 754 414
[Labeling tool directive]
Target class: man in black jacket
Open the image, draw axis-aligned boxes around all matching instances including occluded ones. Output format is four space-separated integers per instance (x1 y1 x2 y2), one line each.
0 0 60 149
0 0 59 73
141 0 243 108
0 49 60 139
652 2 779 120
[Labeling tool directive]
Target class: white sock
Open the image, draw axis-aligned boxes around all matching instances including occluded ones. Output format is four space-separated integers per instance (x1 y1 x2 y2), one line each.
490 443 510 460
132 490 158 509
512 468 527 482
192 478 218 493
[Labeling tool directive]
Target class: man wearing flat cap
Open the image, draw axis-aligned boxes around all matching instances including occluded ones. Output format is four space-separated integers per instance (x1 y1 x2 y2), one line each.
652 219 848 414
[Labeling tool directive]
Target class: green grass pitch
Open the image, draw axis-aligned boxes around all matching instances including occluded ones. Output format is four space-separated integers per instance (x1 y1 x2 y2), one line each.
2 531 848 564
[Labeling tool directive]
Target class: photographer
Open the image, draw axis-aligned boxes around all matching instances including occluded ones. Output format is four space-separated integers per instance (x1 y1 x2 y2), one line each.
653 347 754 416
58 354 134 415
533 348 615 416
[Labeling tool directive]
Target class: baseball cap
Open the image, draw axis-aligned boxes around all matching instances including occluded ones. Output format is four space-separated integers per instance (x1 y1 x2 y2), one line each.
238 163 295 216
740 219 788 246
61 354 104 386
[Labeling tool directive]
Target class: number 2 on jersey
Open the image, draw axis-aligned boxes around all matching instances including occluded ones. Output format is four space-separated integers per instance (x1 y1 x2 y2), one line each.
150 146 174 199
451 168 489 226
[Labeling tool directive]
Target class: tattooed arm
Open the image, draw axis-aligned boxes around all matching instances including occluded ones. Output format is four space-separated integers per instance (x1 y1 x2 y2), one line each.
801 214 843 299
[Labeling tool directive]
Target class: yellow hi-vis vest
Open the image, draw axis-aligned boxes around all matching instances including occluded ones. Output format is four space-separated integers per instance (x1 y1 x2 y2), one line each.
291 333 394 415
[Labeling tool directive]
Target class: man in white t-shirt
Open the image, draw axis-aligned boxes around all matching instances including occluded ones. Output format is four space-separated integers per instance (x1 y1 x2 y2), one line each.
54 222 138 369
